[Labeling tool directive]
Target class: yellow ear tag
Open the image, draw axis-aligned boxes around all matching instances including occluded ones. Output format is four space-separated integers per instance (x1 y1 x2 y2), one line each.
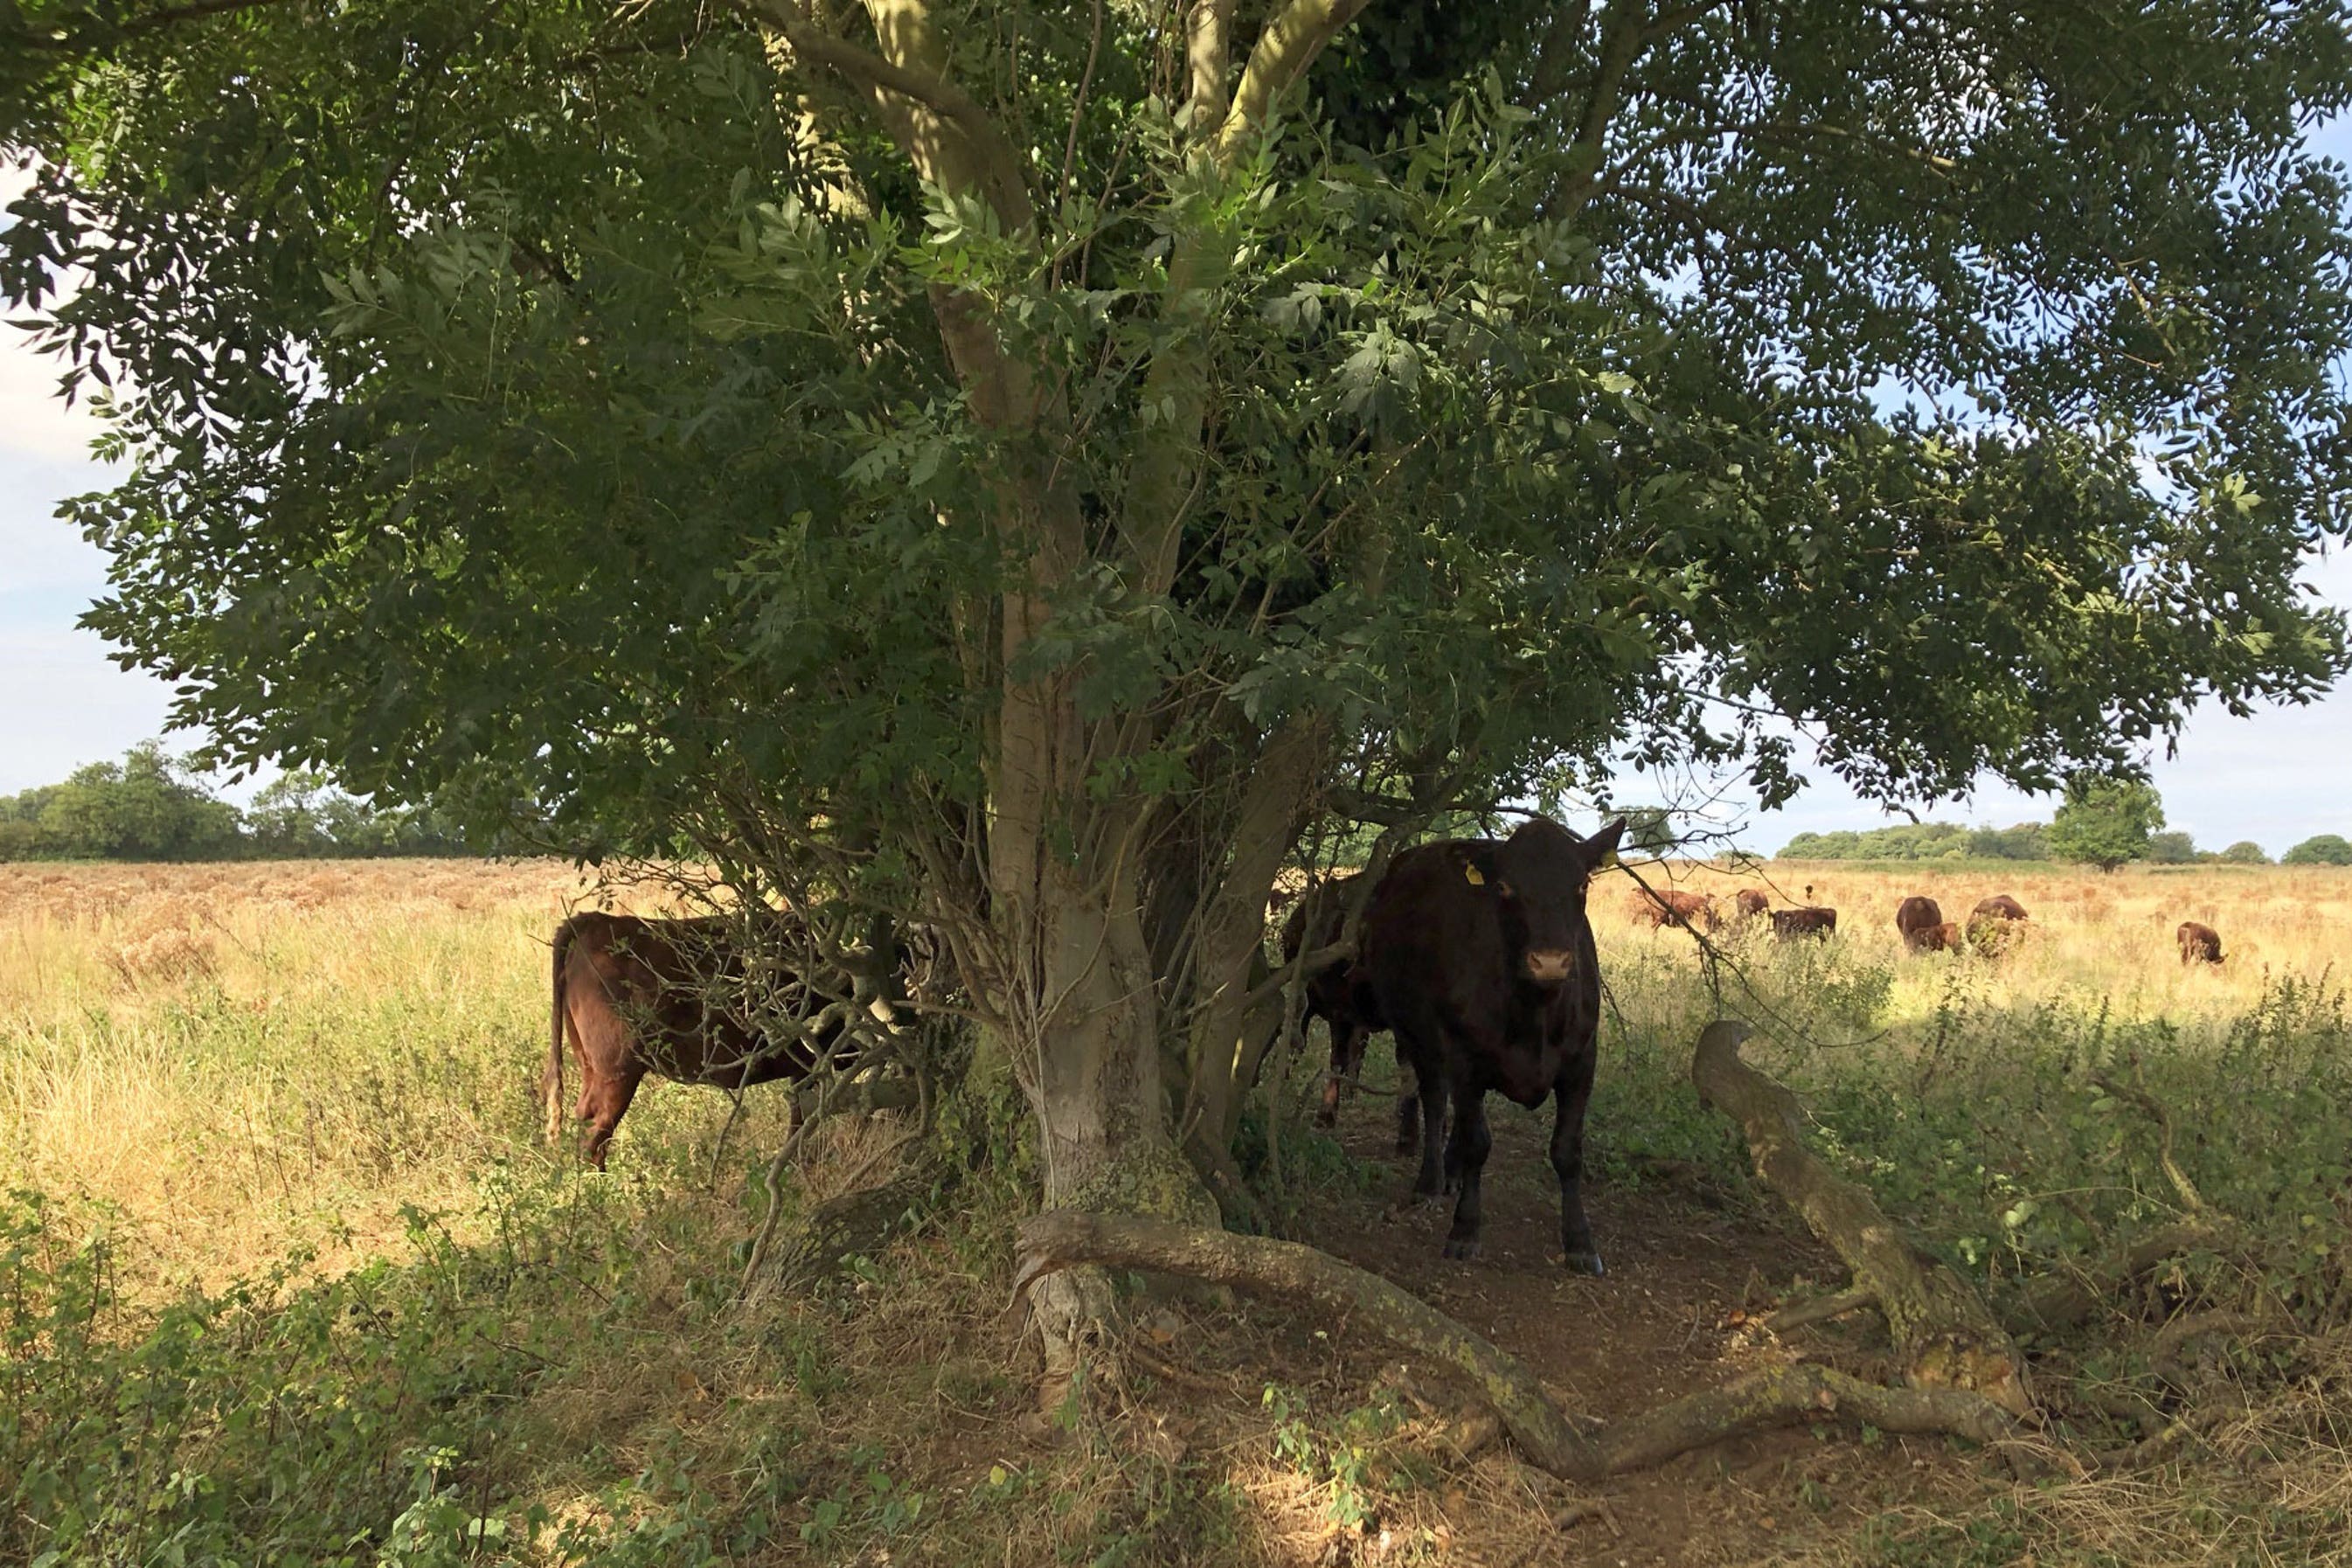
1463 864 1485 887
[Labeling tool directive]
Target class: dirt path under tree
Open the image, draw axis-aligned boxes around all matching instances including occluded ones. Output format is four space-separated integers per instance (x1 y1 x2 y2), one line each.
1227 1080 1965 1565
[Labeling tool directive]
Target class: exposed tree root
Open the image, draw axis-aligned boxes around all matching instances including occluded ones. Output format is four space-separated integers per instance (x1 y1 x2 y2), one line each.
1014 1211 2022 1481
1691 1020 2035 1419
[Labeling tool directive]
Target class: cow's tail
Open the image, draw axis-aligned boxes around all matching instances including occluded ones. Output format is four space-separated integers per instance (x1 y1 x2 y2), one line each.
545 918 574 1147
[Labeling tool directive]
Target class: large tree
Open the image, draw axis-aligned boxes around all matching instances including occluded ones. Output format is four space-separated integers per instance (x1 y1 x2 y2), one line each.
7 1 2350 1356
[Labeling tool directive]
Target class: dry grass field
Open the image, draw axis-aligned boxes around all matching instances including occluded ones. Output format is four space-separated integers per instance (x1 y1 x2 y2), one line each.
4 855 2349 1565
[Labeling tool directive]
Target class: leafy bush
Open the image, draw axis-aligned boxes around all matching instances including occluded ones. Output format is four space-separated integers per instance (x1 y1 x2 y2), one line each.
2217 840 2271 864
2046 775 2164 871
2282 834 2352 866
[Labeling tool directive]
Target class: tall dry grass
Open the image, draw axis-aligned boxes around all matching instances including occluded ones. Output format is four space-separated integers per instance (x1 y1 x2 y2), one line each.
1600 857 2349 1042
0 858 785 1287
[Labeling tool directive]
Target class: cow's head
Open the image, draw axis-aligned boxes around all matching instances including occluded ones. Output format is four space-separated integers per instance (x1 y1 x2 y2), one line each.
1487 816 1627 986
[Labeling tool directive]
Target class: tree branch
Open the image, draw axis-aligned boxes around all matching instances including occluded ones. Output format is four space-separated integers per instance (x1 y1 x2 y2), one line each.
1186 0 1235 142
1211 0 1370 170
751 0 1035 234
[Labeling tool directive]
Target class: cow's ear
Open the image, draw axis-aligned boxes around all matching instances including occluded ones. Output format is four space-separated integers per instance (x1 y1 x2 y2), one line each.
1582 818 1628 869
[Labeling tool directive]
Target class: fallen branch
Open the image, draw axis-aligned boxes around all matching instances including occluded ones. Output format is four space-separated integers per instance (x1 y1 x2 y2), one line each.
1766 1287 1877 1336
1013 1211 2020 1481
2016 1219 2229 1332
1692 1020 2034 1419
2090 1064 2209 1216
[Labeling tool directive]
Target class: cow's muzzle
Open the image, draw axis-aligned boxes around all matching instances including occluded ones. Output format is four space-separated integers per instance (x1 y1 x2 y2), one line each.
1523 949 1578 985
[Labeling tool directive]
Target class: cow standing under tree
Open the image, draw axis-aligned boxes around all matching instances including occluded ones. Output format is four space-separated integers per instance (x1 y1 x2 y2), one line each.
545 911 869 1168
1277 874 1392 1134
1895 896 1944 951
1359 815 1627 1271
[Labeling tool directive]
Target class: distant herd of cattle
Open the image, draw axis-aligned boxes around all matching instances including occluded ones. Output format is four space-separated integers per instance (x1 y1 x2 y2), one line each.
542 820 2235 1270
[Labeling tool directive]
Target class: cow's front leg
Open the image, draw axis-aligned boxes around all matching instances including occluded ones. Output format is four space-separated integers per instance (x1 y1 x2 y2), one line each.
1442 1080 1492 1259
1549 1047 1602 1274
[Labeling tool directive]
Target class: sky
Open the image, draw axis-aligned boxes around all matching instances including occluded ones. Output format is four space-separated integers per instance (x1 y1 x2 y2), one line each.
3 121 2350 855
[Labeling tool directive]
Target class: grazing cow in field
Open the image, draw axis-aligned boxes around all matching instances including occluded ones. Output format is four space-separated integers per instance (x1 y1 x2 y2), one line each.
1772 906 1838 940
1967 894 2029 954
545 911 863 1168
1732 888 1771 919
1359 815 1627 1270
1895 895 1944 950
1627 885 1718 932
2177 920 2224 966
1278 875 1392 1131
1921 921 1965 953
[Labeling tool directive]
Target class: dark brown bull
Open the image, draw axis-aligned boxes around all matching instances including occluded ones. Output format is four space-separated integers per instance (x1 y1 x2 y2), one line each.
1359 815 1627 1270
1277 875 1391 1132
1627 885 1717 931
1772 905 1838 940
1895 895 1944 951
545 911 850 1168
1971 895 2029 926
2177 920 2224 965
1731 888 1771 919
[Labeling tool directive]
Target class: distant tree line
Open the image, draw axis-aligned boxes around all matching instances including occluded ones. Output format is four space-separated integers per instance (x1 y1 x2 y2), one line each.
1780 821 2056 863
0 744 479 861
1780 799 2343 870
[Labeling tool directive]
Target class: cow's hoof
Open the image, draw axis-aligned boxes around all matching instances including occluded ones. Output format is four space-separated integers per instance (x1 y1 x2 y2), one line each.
1560 1249 1606 1276
1441 1236 1482 1260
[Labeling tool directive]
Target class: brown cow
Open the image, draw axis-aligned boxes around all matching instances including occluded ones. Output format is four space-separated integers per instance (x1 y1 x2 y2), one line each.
545 911 857 1168
1627 885 1718 931
1895 895 1944 951
1277 875 1393 1134
1920 921 1965 953
2177 920 2224 965
1967 894 2029 954
1360 816 1627 1270
1772 906 1837 940
1731 888 1771 919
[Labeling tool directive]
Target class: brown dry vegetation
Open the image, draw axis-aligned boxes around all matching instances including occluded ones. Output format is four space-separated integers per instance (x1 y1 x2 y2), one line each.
5 857 2351 1565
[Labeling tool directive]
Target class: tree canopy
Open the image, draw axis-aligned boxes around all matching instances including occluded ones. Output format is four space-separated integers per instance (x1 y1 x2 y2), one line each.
7 0 2351 1273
